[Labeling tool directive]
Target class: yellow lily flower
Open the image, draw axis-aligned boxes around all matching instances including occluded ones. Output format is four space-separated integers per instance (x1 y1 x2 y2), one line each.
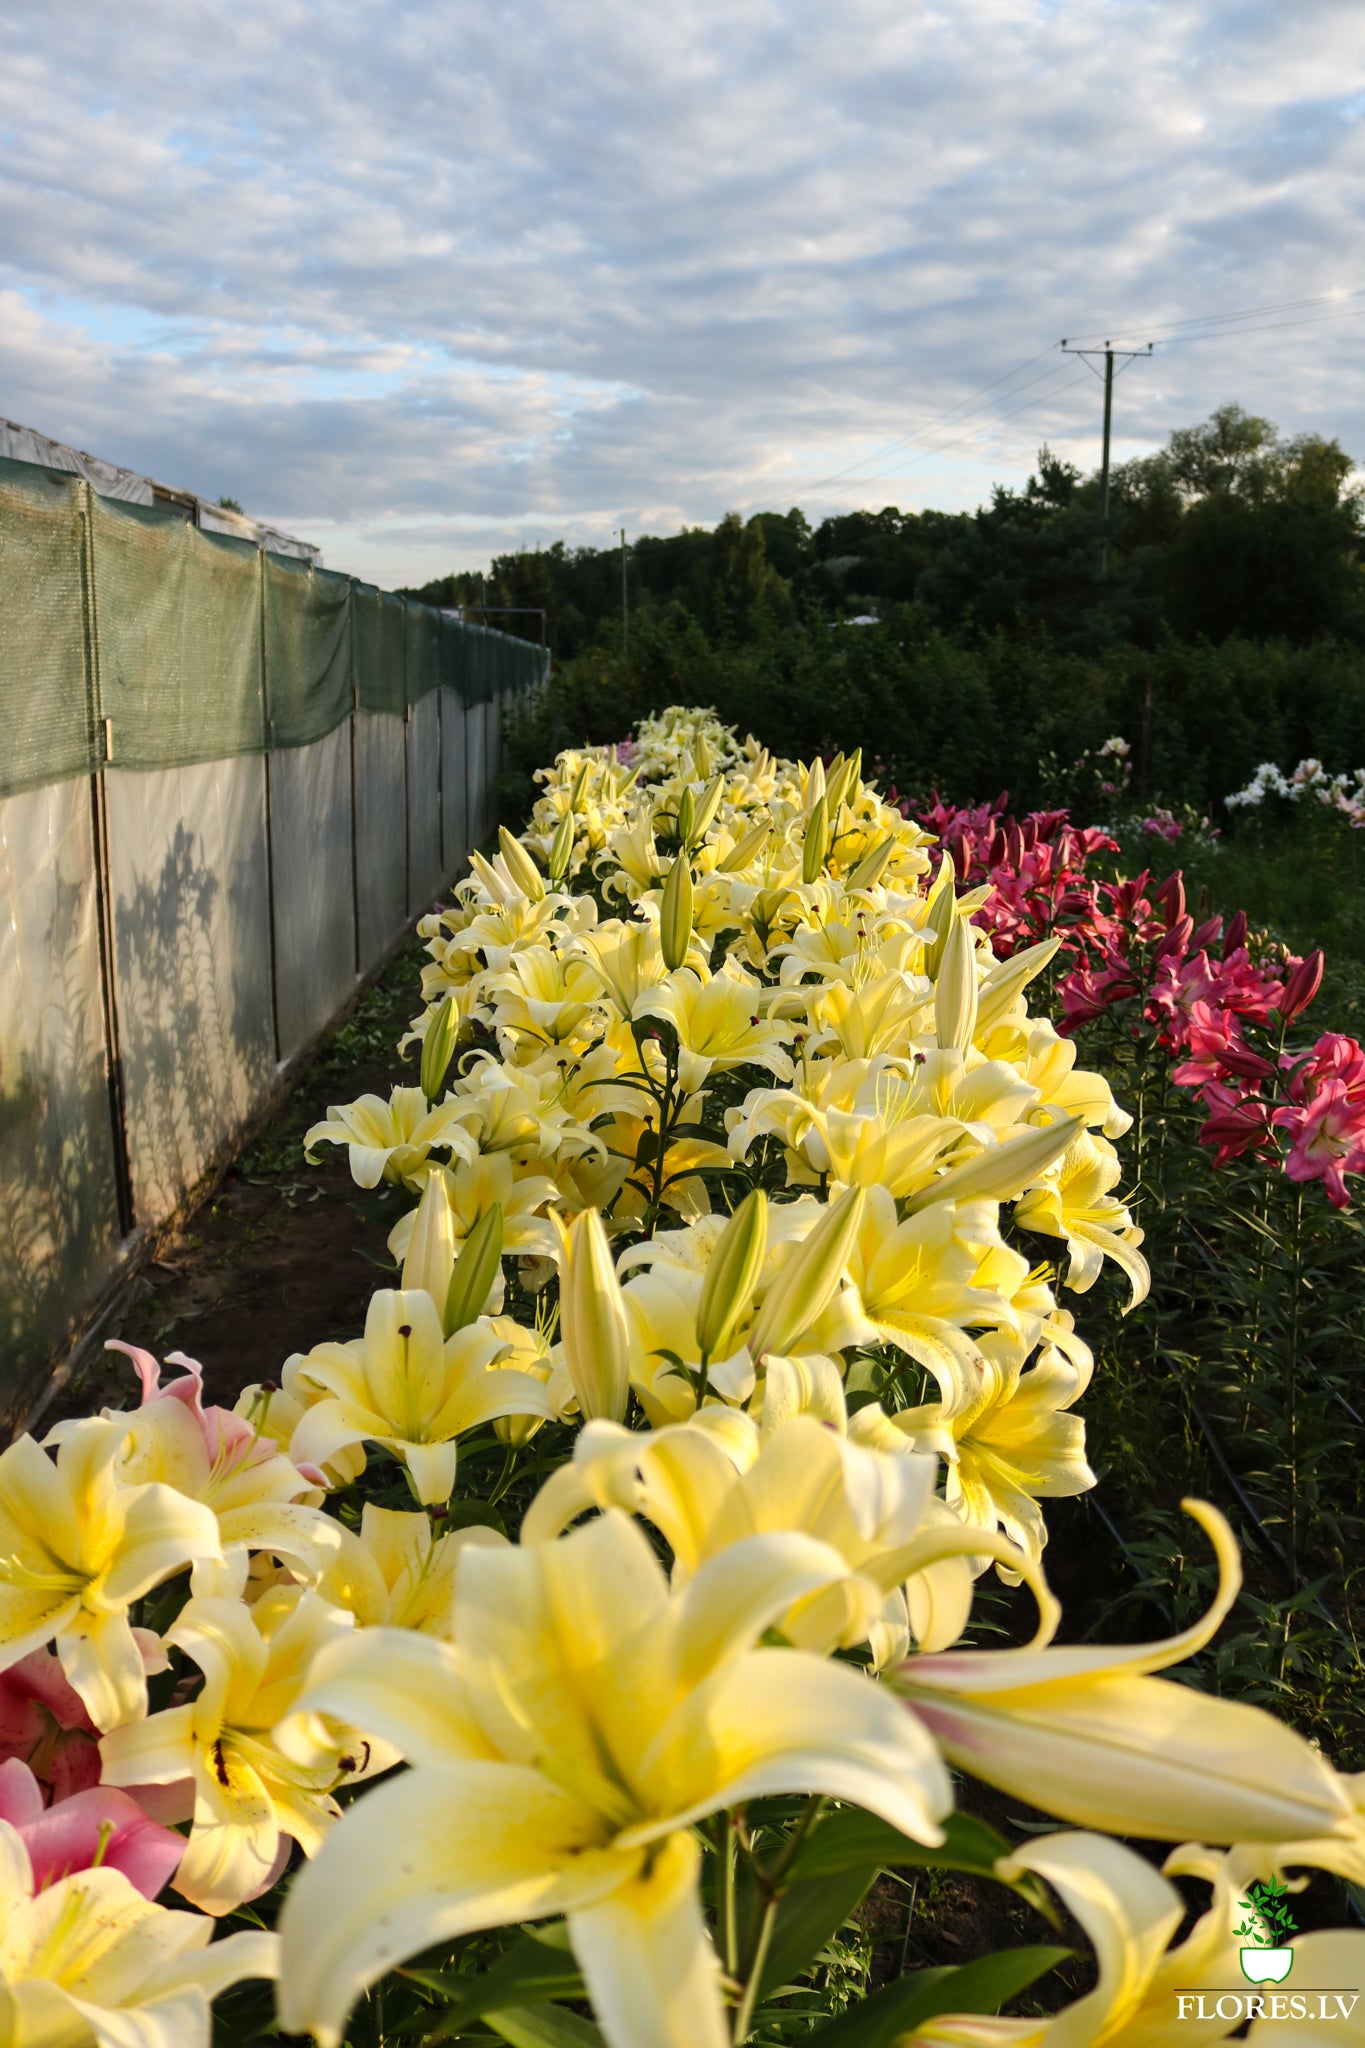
303 1085 478 1190
0 1819 277 2048
100 1587 373 1916
482 945 605 1052
634 964 794 1094
524 1412 1057 1669
908 1833 1365 2046
0 1420 221 1732
286 1288 554 1505
839 1186 1031 1408
853 1325 1095 1568
1014 1129 1150 1309
309 1504 507 1634
276 1510 952 2048
573 919 681 1019
235 1375 367 1492
896 1500 1365 1861
385 1153 560 1269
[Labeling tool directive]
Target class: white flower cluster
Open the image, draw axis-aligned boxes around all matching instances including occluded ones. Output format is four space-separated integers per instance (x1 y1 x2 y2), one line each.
1226 758 1365 825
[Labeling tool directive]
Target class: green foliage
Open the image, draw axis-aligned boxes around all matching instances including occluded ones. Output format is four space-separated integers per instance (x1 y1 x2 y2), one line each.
1051 929 1365 1761
500 603 1365 831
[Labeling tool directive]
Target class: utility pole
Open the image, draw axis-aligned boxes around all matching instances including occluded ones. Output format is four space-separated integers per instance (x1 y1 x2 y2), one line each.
620 528 629 653
1060 338 1153 574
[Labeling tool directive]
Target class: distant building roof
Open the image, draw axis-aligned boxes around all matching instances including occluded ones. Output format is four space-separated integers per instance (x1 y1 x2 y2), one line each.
0 418 321 565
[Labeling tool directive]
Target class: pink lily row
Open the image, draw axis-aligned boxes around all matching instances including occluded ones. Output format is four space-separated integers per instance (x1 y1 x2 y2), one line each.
901 789 1365 1209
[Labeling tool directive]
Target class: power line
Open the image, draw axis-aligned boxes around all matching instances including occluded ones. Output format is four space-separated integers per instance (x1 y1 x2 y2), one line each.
794 281 1365 515
1062 284 1365 347
829 356 1079 491
795 342 1063 494
817 362 1094 496
1164 302 1365 347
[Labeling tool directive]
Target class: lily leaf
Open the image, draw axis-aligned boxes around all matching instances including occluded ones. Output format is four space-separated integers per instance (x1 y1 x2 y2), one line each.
805 1946 1072 2046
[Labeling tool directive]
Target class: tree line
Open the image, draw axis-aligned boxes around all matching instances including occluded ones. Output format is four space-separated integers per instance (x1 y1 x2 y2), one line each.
403 404 1365 659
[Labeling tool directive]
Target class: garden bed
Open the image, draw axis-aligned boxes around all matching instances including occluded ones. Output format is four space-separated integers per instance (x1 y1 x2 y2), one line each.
5 705 1364 2048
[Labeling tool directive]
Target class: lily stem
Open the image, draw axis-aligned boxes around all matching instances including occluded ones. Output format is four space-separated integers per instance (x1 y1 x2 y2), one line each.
731 1898 777 2046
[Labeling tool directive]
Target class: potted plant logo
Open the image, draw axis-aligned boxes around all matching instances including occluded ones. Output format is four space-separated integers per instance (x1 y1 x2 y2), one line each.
1236 1877 1297 1984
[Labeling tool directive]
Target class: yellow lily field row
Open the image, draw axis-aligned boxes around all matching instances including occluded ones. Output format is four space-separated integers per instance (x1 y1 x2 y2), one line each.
0 706 1360 2048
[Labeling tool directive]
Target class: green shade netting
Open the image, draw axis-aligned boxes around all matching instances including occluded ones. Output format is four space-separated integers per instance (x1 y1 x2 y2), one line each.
404 601 442 707
93 495 264 769
0 460 96 796
265 556 352 747
354 584 407 716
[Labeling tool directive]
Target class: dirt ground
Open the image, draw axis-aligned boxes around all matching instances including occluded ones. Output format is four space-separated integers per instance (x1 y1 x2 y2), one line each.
52 935 430 1426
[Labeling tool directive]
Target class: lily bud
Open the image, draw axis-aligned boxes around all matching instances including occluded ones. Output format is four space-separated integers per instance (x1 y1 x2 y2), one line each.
419 994 460 1103
1224 908 1248 955
805 755 826 809
922 853 958 977
696 1189 768 1361
847 835 895 890
690 773 725 846
444 1203 505 1334
845 747 862 801
1280 948 1324 1023
1153 869 1185 927
934 910 979 1053
902 1115 1082 1216
498 826 546 903
569 761 591 811
548 809 575 883
676 785 696 847
717 819 772 873
748 1185 865 1361
400 1168 459 1317
975 937 1061 1037
554 1208 631 1420
693 730 712 780
660 852 695 972
802 795 830 884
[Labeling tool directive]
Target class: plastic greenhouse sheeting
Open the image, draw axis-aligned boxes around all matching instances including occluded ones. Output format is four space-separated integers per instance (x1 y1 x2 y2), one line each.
0 778 123 1407
464 699 487 854
353 584 406 716
0 450 545 1403
439 686 468 880
270 724 357 1061
105 758 276 1226
0 462 97 799
265 558 352 748
482 681 502 845
93 496 265 771
406 692 443 911
355 710 408 967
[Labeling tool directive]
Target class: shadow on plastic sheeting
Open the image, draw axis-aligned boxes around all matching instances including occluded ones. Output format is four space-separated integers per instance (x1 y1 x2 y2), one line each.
113 820 275 1224
0 867 122 1397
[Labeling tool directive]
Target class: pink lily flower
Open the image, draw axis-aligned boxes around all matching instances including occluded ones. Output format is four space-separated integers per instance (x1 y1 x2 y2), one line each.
0 1647 102 1799
0 1756 185 1898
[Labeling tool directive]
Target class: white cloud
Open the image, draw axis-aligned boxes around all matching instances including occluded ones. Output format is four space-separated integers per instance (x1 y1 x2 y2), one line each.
1 0 1363 582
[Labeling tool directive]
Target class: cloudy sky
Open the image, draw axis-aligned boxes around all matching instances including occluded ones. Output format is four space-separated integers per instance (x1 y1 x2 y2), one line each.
3 0 1364 586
